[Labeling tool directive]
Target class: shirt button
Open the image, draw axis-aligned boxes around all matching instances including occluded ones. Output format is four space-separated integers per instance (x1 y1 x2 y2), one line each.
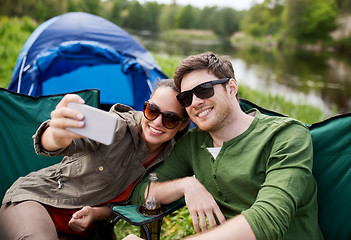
213 175 216 179
99 166 104 171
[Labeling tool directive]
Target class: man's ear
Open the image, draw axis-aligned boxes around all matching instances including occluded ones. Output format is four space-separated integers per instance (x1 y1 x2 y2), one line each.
227 78 238 100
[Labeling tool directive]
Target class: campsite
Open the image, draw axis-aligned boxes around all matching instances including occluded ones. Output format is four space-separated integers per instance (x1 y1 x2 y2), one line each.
0 1 350 239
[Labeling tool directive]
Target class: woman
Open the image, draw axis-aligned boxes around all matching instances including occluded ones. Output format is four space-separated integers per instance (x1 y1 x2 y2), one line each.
0 79 189 240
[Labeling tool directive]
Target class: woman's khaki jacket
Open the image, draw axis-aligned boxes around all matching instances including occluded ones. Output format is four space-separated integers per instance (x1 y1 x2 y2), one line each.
2 104 175 209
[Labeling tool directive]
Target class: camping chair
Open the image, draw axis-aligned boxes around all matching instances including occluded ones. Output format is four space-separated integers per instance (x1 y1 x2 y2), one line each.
112 198 185 240
309 113 351 239
0 88 100 201
111 99 351 240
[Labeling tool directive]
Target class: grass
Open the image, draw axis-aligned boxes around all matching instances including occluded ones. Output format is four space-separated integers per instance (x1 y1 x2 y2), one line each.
237 84 328 125
114 206 195 239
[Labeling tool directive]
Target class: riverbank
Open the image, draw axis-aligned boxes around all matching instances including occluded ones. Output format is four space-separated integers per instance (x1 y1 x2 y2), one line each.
0 17 335 124
153 53 328 125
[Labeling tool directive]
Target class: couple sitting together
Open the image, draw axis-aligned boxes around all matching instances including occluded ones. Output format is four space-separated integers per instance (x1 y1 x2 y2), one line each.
0 52 323 240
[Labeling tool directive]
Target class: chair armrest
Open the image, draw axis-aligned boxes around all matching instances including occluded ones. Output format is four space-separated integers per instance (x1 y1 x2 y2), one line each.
112 198 185 226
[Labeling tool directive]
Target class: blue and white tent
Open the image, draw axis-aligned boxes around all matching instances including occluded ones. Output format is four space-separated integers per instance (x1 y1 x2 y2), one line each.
7 12 167 110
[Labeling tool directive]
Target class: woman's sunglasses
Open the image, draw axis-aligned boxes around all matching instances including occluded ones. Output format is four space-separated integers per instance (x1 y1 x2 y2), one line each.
176 78 230 107
143 102 187 129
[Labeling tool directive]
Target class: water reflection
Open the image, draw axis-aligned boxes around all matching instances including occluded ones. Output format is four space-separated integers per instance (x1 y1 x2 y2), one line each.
231 58 333 114
134 33 351 114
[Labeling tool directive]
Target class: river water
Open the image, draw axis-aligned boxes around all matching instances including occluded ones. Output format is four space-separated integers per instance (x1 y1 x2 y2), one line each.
134 34 351 115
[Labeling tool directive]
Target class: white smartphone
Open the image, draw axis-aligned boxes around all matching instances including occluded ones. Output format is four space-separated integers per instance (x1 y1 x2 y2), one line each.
66 102 118 145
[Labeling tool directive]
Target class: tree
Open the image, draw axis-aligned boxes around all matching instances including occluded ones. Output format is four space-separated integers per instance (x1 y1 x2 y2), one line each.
109 0 123 24
240 0 284 38
175 5 196 29
336 0 351 13
67 0 81 12
157 4 180 31
211 8 242 39
194 6 218 30
143 2 162 31
123 0 144 29
79 0 100 15
283 0 338 42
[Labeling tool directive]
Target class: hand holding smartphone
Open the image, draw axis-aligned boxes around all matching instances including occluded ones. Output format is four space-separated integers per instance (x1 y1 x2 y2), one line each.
66 102 118 145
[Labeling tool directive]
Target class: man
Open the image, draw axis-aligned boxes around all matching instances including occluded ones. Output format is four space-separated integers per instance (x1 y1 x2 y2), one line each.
128 52 323 239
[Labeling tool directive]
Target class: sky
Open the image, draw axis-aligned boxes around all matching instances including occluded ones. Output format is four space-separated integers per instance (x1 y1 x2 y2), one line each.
137 0 265 11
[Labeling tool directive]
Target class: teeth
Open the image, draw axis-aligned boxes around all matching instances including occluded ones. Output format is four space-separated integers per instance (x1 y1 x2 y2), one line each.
150 126 162 134
198 109 211 118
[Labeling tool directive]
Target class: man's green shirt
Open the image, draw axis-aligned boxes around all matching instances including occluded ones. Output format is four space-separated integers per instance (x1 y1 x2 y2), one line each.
131 110 323 239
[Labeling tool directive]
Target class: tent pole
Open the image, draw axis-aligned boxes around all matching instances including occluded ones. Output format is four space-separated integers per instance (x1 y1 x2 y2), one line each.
17 54 27 93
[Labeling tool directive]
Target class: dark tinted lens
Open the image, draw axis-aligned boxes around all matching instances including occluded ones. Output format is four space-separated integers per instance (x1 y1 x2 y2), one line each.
144 102 182 129
193 83 214 99
177 92 193 107
177 83 215 107
162 113 180 129
143 103 160 120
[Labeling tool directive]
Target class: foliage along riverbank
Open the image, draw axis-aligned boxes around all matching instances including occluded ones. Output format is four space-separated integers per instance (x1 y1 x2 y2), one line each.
0 16 327 126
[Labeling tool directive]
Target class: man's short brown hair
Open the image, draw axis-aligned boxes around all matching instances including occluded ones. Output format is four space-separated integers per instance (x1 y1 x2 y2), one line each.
174 52 235 91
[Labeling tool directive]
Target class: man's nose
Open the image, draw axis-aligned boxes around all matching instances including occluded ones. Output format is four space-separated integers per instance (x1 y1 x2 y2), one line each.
191 94 205 107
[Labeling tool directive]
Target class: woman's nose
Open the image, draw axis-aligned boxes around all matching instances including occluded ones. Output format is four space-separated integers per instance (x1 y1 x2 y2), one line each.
153 114 163 126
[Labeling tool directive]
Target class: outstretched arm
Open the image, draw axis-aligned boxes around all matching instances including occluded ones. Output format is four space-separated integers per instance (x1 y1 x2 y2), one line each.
183 215 255 240
122 215 255 240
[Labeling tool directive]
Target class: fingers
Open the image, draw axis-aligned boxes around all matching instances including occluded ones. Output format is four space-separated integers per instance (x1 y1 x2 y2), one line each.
190 210 201 233
205 202 226 229
207 211 217 229
68 207 92 232
56 94 85 109
198 212 208 232
68 216 84 232
191 210 217 232
50 94 86 130
184 178 226 232
214 207 226 224
189 203 226 232
50 112 84 129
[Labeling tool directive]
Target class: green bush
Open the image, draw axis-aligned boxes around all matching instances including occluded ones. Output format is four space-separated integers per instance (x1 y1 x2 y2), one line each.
0 16 37 88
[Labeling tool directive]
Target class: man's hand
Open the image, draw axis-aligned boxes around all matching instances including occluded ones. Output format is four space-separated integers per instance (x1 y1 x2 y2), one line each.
183 177 226 233
68 206 95 232
147 177 226 233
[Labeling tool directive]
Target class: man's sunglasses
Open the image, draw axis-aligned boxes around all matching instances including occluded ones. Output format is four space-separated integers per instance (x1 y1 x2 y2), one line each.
143 102 187 129
176 78 230 107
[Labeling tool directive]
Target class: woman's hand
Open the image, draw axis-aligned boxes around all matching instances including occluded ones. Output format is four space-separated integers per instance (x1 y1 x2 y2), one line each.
41 94 85 151
68 206 95 232
68 205 112 232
